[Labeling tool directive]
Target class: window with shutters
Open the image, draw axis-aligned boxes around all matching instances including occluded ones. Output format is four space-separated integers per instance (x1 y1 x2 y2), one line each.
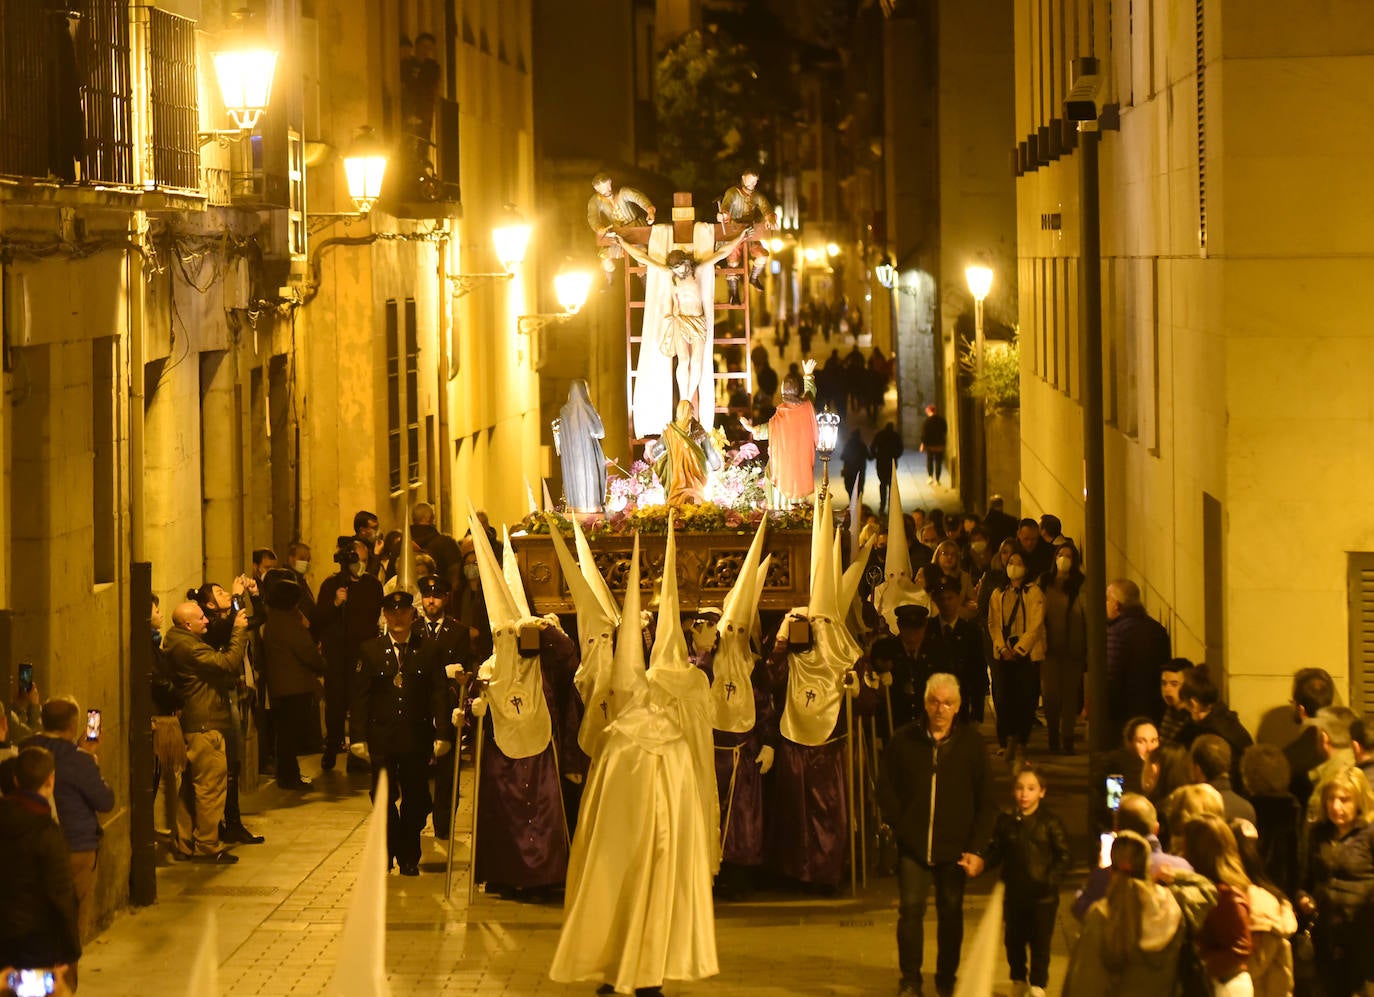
1346 553 1374 715
386 300 402 492
404 298 420 486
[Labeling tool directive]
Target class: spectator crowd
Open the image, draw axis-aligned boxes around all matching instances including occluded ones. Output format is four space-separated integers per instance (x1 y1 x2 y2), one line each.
4 474 1374 997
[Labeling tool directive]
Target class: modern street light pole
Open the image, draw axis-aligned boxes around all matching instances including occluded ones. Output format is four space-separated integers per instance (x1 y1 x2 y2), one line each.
965 265 994 507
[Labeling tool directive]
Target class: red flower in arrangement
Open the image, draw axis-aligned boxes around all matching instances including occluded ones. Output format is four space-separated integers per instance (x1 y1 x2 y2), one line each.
724 510 744 529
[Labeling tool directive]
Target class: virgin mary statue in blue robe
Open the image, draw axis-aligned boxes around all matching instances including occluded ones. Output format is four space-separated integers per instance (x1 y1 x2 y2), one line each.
558 380 607 512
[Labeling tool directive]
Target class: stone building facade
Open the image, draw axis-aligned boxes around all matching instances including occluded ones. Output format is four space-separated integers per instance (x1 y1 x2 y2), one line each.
1014 0 1374 727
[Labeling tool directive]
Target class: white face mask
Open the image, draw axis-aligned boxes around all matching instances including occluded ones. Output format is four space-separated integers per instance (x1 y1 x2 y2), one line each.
348 561 366 578
463 563 480 581
293 560 310 574
1007 564 1026 581
970 541 988 554
1055 557 1072 575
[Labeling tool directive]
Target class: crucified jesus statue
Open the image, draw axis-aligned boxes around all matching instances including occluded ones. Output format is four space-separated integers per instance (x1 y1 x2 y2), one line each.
610 225 751 419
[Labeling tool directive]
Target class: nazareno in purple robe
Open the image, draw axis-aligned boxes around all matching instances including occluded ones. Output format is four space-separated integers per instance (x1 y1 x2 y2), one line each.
471 627 584 889
696 650 779 867
762 638 877 887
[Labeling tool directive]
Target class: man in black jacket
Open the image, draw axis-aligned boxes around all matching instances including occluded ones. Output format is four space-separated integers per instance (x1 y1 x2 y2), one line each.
1284 666 1335 803
1105 578 1171 732
314 538 385 771
0 747 80 980
349 591 453 875
922 581 989 723
877 672 997 997
416 575 477 839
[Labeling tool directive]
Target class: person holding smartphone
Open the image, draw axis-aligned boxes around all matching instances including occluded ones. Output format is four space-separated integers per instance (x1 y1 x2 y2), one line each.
20 697 114 946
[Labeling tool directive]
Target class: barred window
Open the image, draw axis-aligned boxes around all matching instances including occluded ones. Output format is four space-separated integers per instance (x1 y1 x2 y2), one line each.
77 0 134 185
148 6 199 190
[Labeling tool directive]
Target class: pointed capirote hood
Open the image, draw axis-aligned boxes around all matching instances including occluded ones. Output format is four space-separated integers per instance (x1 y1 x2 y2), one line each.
721 519 767 628
884 472 911 581
649 516 690 671
809 492 838 619
500 525 532 618
849 474 863 561
542 479 555 512
525 479 540 515
545 515 615 638
841 535 876 618
572 513 620 625
752 554 773 626
611 533 649 703
469 504 518 627
809 491 826 589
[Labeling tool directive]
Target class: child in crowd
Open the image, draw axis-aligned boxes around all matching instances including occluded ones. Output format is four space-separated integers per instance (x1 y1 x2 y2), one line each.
985 764 1072 997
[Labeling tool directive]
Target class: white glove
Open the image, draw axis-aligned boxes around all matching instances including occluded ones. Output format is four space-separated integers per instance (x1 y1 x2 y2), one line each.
565 772 584 785
349 742 370 762
450 708 463 728
433 740 451 758
470 697 488 717
477 661 494 682
842 670 860 699
756 745 775 775
879 671 894 687
444 663 465 680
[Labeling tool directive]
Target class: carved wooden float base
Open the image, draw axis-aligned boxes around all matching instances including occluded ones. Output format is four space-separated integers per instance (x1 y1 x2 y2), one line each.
513 529 813 615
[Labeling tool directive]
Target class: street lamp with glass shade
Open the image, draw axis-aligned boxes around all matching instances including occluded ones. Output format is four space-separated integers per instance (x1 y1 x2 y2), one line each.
816 407 841 500
553 269 593 315
492 219 532 274
341 127 388 214
201 8 278 143
450 208 533 297
768 237 785 253
874 260 896 290
826 242 841 258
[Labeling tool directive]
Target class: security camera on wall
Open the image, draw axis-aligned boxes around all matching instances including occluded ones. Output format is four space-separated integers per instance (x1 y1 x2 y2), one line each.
1065 56 1104 122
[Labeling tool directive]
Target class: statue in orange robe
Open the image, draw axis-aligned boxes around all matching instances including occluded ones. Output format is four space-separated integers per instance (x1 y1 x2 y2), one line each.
745 359 817 502
651 400 721 507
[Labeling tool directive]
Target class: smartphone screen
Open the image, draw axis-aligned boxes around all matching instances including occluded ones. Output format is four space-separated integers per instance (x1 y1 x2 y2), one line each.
1106 774 1124 811
1099 831 1115 869
18 662 34 693
7 969 56 997
86 708 102 742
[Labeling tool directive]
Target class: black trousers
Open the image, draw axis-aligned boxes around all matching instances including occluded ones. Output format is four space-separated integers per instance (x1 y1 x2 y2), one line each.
323 657 353 754
1004 894 1058 988
926 448 945 482
996 658 1039 747
370 751 432 867
896 854 968 992
272 693 314 786
431 747 459 839
223 727 242 826
842 467 866 503
878 473 894 513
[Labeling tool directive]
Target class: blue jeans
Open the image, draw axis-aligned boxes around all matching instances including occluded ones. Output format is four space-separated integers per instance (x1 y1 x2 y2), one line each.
896 853 968 993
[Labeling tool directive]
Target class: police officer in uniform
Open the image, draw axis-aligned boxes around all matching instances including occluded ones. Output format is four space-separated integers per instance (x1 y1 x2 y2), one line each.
349 591 453 875
920 577 989 723
415 575 478 839
870 603 932 732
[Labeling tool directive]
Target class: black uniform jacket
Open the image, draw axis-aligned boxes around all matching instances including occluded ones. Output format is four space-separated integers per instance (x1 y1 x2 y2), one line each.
350 629 453 757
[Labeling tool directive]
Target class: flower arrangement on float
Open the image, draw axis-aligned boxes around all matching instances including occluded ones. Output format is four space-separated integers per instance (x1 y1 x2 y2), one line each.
523 440 814 538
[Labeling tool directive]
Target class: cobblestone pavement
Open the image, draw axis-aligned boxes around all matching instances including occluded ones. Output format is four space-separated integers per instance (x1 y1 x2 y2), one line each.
84 716 1095 996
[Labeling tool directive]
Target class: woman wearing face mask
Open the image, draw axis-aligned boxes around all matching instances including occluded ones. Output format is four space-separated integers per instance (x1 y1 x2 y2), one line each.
1039 543 1086 755
987 551 1046 764
976 538 1017 754
966 527 994 585
923 540 977 620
